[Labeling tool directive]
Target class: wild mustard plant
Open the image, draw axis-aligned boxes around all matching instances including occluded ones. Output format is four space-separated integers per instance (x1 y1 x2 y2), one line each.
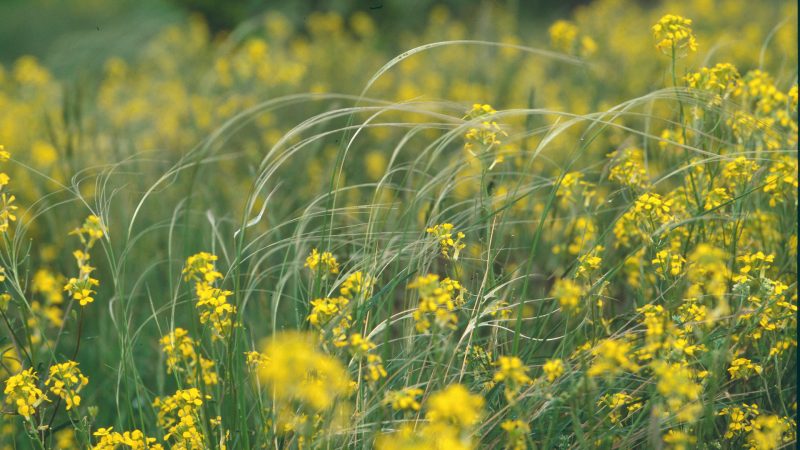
0 2 796 449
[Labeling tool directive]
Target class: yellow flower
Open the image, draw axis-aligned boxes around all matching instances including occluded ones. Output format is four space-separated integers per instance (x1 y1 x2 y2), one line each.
69 215 106 248
0 193 18 233
4 368 48 419
762 156 798 206
542 358 565 382
159 328 218 387
45 361 89 410
747 415 790 450
0 293 10 312
550 278 583 314
91 427 164 450
375 423 473 450
607 147 650 189
409 274 465 333
194 283 237 340
55 428 77 449
183 252 237 340
345 334 387 382
663 429 697 450
549 20 579 53
160 328 197 373
652 14 697 56
182 252 222 284
153 388 206 449
339 271 374 299
64 216 106 308
257 331 351 412
728 357 763 380
384 387 423 412
426 384 484 428
32 269 65 305
652 361 702 422
719 403 760 438
501 419 530 450
598 392 642 424
652 249 686 277
576 246 604 279
427 223 467 261
364 150 388 181
304 248 339 276
704 187 732 211
685 63 741 105
493 356 532 399
587 339 640 378
308 296 350 327
721 157 759 188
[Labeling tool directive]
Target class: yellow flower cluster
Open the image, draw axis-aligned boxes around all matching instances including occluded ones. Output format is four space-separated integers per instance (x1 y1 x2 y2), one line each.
597 392 643 424
652 361 703 422
721 156 759 189
493 356 532 400
719 403 761 438
257 331 351 412
0 147 17 234
45 361 88 411
607 147 650 189
426 223 466 261
685 244 731 317
384 387 423 412
652 249 686 277
92 427 164 450
728 357 764 380
339 271 374 300
304 248 339 276
183 252 237 340
662 429 697 450
307 295 351 346
550 278 583 314
576 245 604 279
763 156 798 206
344 333 387 383
542 358 565 382
652 14 698 56
409 274 466 333
3 368 47 419
557 171 596 208
153 388 207 449
747 414 796 450
427 383 484 427
377 384 484 449
62 216 104 307
587 339 640 379
548 20 597 56
159 328 218 386
501 419 530 450
734 251 775 283
553 217 598 256
614 193 675 247
463 104 507 162
685 62 741 105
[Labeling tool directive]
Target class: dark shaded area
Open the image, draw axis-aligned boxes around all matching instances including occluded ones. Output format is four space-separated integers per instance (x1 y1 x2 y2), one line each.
0 0 180 75
0 0 596 77
170 0 594 33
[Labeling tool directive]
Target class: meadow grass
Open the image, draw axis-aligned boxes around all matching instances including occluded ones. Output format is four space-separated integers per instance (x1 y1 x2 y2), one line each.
0 1 797 449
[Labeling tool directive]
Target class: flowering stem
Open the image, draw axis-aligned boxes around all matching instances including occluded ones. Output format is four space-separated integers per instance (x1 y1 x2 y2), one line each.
46 308 84 432
671 44 703 214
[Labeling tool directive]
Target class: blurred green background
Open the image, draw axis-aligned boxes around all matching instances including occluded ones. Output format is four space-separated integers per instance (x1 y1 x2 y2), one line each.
0 0 595 78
